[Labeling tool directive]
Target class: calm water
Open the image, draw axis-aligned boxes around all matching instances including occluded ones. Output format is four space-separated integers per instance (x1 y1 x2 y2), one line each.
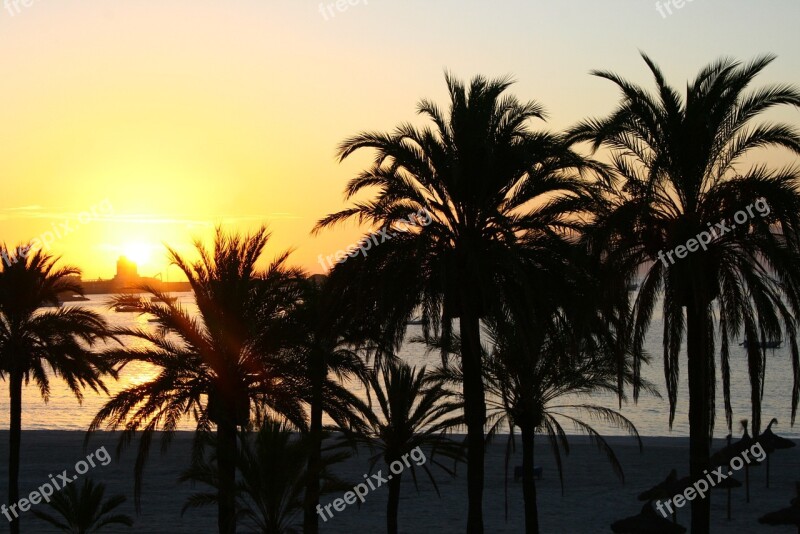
1 293 799 439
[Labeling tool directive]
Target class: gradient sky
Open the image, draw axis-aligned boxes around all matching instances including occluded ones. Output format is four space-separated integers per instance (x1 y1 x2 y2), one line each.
1 0 799 279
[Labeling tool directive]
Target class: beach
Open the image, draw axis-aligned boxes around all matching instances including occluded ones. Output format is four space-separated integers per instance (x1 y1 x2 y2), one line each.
1 431 799 533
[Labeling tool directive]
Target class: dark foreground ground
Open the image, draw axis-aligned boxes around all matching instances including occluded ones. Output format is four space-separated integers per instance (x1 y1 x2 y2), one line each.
1 431 799 533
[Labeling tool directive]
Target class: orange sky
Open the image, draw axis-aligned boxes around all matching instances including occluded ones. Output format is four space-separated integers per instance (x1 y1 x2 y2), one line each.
1 1 799 279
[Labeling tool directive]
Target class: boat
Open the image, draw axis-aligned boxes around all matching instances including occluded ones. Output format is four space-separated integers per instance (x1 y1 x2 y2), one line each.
740 339 782 349
114 295 144 312
58 294 90 302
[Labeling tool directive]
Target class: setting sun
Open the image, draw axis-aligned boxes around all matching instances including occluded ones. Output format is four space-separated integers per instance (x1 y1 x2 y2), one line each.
121 242 153 269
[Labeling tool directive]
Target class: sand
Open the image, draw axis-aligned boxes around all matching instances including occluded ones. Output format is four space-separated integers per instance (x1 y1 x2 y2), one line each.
1 432 799 533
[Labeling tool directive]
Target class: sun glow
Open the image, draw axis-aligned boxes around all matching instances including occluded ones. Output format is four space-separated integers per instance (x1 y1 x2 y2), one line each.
122 242 153 266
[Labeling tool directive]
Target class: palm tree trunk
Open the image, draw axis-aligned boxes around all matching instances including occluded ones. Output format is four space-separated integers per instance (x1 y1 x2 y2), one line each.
386 471 402 534
766 452 771 488
217 418 238 534
745 463 751 502
303 350 324 534
8 370 22 534
460 308 485 534
686 303 712 534
521 424 539 534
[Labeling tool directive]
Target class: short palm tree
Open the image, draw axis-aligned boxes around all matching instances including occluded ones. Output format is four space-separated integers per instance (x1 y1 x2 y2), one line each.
347 360 464 534
482 310 644 534
568 53 800 533
0 247 112 534
316 73 603 534
32 478 133 533
180 420 351 534
88 227 308 534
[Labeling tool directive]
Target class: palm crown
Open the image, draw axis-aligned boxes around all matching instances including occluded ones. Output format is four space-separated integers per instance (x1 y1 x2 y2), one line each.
568 53 800 534
317 73 607 533
316 73 602 340
569 54 800 433
180 421 351 534
32 478 133 534
0 247 112 397
347 360 463 534
0 248 112 534
88 227 309 534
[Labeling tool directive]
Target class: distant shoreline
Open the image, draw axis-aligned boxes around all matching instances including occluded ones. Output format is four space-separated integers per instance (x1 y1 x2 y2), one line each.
0 429 722 446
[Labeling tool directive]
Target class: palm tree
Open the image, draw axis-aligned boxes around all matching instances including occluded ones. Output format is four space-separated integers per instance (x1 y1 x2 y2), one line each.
0 247 112 534
482 310 644 534
315 73 603 533
181 420 351 534
347 360 464 534
425 241 648 534
288 275 371 534
32 478 133 533
88 227 308 534
568 53 800 533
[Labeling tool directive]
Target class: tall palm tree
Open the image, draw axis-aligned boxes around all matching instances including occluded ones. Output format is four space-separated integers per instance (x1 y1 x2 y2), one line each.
289 275 371 534
181 420 351 534
88 227 308 534
568 53 800 533
0 247 112 534
347 360 464 534
32 478 133 533
315 73 603 533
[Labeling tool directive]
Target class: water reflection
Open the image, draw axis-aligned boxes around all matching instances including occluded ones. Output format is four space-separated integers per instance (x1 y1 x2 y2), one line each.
0 293 798 438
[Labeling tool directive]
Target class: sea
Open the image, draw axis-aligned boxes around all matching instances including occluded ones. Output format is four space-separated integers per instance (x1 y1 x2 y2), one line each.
1 292 799 439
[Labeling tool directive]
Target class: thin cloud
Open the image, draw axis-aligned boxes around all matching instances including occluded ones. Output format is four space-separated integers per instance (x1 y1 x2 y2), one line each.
1 205 44 211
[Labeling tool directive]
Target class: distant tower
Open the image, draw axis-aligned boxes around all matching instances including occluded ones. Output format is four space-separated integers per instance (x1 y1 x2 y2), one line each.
115 256 139 282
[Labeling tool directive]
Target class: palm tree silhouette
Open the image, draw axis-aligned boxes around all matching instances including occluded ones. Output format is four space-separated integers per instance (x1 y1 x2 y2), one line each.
569 53 800 533
483 310 643 534
32 478 133 533
315 73 602 533
287 275 372 534
180 420 351 534
346 360 464 534
88 227 308 534
0 247 112 534
426 274 648 534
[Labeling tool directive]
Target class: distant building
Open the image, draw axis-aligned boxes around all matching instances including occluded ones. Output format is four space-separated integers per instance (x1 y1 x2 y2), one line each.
115 256 139 284
62 256 191 297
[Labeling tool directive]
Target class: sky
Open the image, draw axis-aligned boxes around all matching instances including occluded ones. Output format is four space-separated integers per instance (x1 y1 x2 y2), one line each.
1 0 799 279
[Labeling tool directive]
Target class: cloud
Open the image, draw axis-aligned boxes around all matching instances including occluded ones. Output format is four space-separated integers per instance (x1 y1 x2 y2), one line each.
0 205 302 226
1 205 44 211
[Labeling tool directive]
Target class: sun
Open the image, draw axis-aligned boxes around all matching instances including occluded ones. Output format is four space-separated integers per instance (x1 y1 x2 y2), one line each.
122 242 152 266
